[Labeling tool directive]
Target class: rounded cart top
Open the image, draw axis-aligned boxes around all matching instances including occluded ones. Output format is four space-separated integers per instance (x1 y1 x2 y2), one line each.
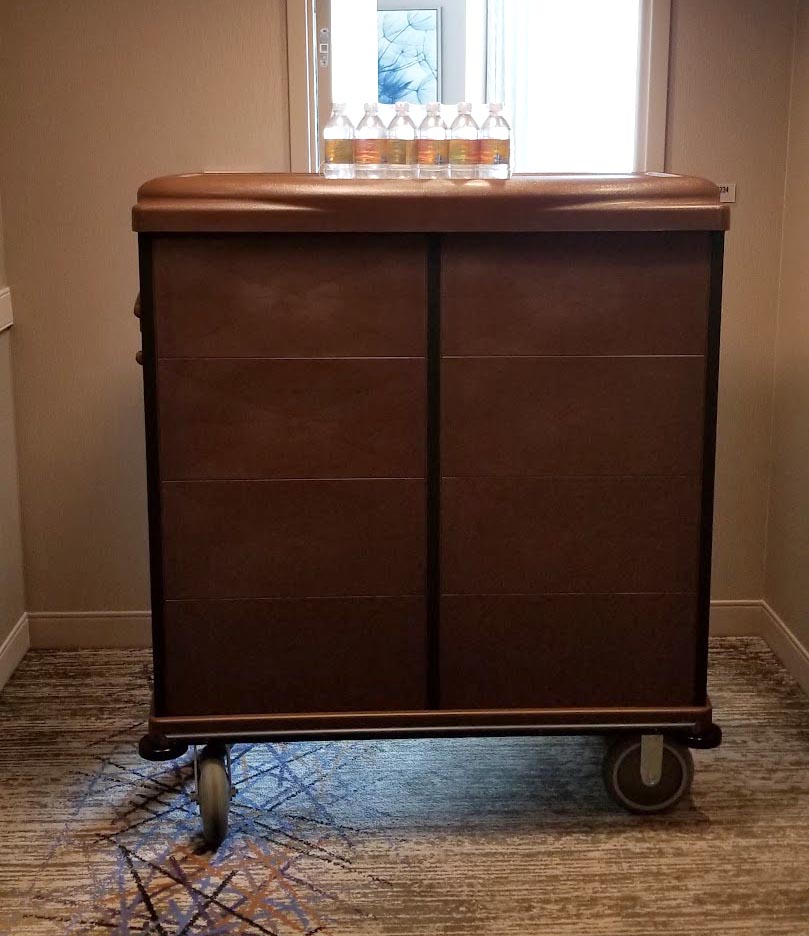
133 172 730 235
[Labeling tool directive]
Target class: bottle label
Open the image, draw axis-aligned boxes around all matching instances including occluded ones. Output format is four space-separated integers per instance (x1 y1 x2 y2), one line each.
479 139 511 166
449 139 480 165
324 139 354 165
354 139 387 165
387 139 417 165
417 139 449 167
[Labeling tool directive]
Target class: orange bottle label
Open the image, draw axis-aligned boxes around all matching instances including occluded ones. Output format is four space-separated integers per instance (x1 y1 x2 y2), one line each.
324 139 354 165
354 139 387 165
387 139 417 165
449 139 480 165
479 139 510 166
417 139 449 167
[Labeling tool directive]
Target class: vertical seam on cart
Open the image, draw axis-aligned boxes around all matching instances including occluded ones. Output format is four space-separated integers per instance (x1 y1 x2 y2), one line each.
426 234 441 710
140 235 166 714
695 231 724 706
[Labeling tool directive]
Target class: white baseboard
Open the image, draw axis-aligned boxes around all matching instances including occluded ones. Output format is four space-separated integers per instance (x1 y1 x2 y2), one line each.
10 602 809 700
760 600 809 697
709 599 767 636
0 613 30 691
7 604 769 648
710 598 809 696
27 611 152 648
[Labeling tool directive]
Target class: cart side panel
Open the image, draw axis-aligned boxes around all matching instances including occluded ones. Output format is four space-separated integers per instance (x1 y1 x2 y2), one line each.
148 233 430 717
138 234 168 715
162 597 427 715
438 230 713 711
694 232 725 704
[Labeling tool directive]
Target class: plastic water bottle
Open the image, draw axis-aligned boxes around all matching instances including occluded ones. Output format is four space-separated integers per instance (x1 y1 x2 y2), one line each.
322 103 355 179
355 102 387 178
417 103 449 179
387 102 418 179
449 103 480 179
479 103 511 179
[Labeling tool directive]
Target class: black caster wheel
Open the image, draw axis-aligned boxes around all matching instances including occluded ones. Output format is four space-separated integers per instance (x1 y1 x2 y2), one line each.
197 744 231 848
686 722 722 749
138 733 189 762
603 734 694 814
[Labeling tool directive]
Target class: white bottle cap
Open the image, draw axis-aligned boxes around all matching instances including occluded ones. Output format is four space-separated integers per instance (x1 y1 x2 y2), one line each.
426 102 441 115
395 101 410 113
332 103 346 113
488 102 504 114
364 102 378 113
457 102 473 113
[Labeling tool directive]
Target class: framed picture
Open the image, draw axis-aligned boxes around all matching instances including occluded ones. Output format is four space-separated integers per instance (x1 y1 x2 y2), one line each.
377 9 441 104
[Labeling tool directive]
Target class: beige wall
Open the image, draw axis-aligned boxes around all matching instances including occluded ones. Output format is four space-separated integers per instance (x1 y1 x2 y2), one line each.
765 0 809 644
0 0 289 613
0 0 803 627
666 0 796 601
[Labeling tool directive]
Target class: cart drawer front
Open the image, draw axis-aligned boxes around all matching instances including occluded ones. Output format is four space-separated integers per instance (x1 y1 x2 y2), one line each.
442 356 705 477
440 595 698 709
442 232 711 356
162 597 427 715
153 234 426 358
442 477 701 595
158 358 426 480
161 479 425 599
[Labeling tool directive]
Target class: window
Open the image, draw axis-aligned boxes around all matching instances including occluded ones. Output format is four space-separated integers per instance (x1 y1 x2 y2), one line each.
286 0 670 173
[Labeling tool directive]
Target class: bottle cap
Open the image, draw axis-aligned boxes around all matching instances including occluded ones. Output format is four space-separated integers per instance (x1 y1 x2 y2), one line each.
458 102 473 113
395 101 410 113
426 102 441 115
364 102 378 113
488 102 504 114
332 103 346 113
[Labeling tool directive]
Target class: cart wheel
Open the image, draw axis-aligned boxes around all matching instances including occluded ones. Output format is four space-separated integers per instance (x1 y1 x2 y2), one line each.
138 733 188 762
603 735 694 814
198 746 230 847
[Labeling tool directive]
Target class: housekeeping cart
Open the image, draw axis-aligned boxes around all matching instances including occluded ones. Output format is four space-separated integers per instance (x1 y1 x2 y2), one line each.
133 174 727 845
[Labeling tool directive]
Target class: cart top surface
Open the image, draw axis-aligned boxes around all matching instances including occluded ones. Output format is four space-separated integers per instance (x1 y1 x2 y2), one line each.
133 172 730 234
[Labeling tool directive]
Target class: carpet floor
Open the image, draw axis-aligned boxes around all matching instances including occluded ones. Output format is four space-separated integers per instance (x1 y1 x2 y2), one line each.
1 637 808 935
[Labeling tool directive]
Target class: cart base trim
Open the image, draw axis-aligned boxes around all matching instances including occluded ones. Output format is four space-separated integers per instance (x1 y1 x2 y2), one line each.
145 701 715 748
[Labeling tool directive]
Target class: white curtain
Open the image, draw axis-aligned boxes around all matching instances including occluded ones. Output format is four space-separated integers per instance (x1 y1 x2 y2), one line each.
487 0 642 173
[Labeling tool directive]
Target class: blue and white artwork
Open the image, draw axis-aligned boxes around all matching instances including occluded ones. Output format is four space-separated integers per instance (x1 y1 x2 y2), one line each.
378 10 440 104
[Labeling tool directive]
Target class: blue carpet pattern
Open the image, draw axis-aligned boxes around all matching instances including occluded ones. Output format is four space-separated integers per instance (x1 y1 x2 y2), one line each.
2 638 809 934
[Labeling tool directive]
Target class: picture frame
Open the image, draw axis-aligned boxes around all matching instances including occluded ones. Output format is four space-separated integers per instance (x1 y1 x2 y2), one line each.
377 8 442 104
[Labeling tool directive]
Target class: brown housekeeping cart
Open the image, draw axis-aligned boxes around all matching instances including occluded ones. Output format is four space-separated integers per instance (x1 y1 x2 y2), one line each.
133 173 728 845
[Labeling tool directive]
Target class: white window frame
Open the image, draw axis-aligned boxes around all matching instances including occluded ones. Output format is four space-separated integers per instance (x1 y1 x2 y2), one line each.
635 0 671 172
286 0 319 172
286 0 670 174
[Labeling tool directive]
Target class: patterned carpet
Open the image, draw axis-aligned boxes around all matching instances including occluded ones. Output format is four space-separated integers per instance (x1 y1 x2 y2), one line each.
1 638 809 935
